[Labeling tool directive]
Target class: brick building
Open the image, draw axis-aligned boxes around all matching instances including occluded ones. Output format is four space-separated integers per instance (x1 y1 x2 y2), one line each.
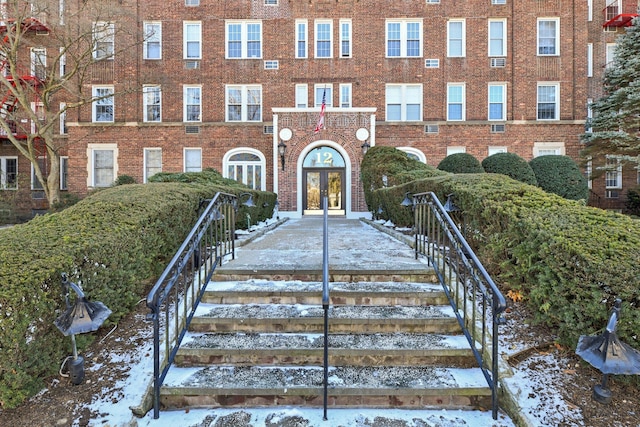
0 0 638 219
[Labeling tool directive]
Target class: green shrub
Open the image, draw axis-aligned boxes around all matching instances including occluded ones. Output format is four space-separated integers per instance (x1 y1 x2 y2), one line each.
437 153 485 174
626 186 640 215
113 175 136 186
481 152 538 185
529 155 589 201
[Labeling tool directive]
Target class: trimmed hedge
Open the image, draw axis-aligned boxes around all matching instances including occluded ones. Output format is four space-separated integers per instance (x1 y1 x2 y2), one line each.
0 180 275 409
437 153 485 174
529 155 589 201
481 152 538 186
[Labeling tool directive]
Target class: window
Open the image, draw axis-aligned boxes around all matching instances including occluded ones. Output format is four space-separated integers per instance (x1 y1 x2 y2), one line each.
537 18 559 56
339 84 352 108
587 0 592 21
92 86 114 122
488 19 506 57
398 147 426 163
315 20 333 58
59 0 65 25
295 84 308 108
537 83 559 120
224 149 265 190
0 157 17 189
183 85 201 122
30 48 46 80
605 156 622 189
386 20 422 57
447 83 465 121
93 22 114 60
31 157 45 190
315 85 333 107
184 148 202 173
447 19 465 57
385 84 422 121
587 43 593 77
184 22 201 59
143 148 162 182
447 146 466 156
586 98 593 133
533 142 564 157
339 19 351 58
295 20 308 58
88 144 117 187
59 48 66 76
185 0 199 5
227 21 262 59
143 85 161 122
488 83 506 121
226 85 262 122
488 146 508 156
606 43 616 68
264 0 278 4
144 22 161 60
59 102 67 134
60 156 68 190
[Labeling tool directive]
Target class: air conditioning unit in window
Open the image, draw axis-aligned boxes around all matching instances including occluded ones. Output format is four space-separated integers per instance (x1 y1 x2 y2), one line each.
185 125 200 134
490 58 506 67
424 124 439 134
491 124 506 133
263 125 274 134
185 61 200 69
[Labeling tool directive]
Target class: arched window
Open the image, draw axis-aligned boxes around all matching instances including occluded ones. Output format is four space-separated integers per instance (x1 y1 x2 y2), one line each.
398 147 426 164
224 149 265 190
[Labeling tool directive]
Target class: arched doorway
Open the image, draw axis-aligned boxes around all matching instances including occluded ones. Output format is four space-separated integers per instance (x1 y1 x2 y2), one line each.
302 146 346 215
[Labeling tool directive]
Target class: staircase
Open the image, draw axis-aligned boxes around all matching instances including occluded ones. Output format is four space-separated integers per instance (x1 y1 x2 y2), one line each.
158 268 492 412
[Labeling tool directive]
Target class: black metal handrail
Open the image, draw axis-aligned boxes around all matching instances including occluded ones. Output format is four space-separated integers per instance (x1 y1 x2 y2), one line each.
410 192 507 420
146 192 237 419
321 195 330 421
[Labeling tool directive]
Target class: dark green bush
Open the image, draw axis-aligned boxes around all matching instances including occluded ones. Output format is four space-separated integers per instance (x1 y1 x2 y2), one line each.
625 186 640 215
481 152 538 185
529 155 589 201
113 175 136 186
437 153 485 174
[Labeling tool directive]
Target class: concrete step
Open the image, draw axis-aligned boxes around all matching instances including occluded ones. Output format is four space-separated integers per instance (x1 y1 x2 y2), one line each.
189 303 461 334
213 269 438 284
175 332 476 368
160 365 492 410
202 280 449 306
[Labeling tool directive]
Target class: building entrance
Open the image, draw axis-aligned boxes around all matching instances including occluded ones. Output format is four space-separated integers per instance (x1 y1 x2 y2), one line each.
302 146 345 216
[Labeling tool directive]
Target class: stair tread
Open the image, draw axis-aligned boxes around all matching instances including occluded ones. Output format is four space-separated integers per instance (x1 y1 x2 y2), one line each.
209 280 444 294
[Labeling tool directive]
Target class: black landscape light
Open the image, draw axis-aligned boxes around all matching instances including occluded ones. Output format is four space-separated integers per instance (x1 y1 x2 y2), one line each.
54 274 111 385
401 192 414 207
239 192 256 208
576 299 640 404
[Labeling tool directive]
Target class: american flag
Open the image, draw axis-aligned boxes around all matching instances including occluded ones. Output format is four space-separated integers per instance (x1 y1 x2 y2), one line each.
313 88 326 133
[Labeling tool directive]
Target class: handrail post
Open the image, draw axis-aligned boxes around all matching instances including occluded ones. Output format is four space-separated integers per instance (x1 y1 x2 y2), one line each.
322 195 329 421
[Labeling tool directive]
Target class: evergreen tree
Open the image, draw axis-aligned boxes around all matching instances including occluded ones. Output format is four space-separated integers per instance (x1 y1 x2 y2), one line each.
581 18 640 166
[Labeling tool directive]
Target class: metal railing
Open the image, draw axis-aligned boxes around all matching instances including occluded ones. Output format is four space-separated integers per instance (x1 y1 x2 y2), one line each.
321 195 330 421
146 192 237 419
410 192 507 420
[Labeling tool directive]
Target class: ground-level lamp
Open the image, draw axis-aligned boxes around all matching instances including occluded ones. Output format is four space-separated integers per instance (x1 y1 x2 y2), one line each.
576 299 640 404
401 192 414 207
54 274 112 385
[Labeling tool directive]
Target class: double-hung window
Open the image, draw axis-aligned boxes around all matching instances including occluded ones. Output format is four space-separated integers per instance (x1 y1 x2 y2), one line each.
295 20 308 58
144 148 162 182
226 85 262 122
315 20 333 58
143 85 161 122
295 84 308 108
60 156 68 190
386 20 422 58
31 157 46 190
93 22 114 60
447 83 465 121
144 22 161 60
339 19 351 58
92 86 114 122
339 84 352 108
488 83 506 121
537 18 559 56
385 84 422 121
0 157 17 189
447 19 465 57
605 156 622 189
227 21 262 59
537 83 559 120
184 85 201 122
184 148 202 173
315 85 333 107
30 48 46 80
184 22 201 59
488 19 506 57
89 144 117 187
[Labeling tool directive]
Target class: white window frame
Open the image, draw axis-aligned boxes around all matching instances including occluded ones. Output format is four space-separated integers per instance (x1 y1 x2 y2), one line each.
59 0 65 25
143 85 162 122
143 22 162 60
488 19 506 57
385 84 423 122
59 102 67 135
143 148 162 183
295 84 308 108
537 83 559 121
183 21 201 60
60 156 68 190
30 48 46 80
314 84 333 107
488 83 506 121
586 98 593 133
385 19 423 58
537 18 559 56
0 156 18 189
223 148 266 191
93 22 114 60
59 48 66 76
605 156 623 189
398 147 426 163
339 19 352 58
447 19 465 58
447 83 465 121
226 85 262 122
184 148 202 173
339 83 352 108
183 85 201 122
587 43 593 77
315 20 333 59
295 20 308 59
87 143 117 188
588 0 593 22
92 85 114 123
606 43 616 68
488 146 508 156
533 142 565 157
226 20 262 59
447 146 466 156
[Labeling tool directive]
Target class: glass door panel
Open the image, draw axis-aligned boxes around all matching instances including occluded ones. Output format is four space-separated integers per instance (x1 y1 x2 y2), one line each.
306 171 321 210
